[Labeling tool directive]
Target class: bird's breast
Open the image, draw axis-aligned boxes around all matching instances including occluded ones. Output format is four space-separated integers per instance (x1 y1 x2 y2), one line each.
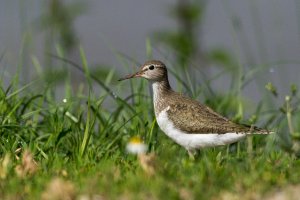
156 106 171 130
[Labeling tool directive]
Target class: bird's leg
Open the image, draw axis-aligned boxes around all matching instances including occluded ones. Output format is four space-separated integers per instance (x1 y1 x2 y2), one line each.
248 124 254 156
187 149 197 160
250 124 254 133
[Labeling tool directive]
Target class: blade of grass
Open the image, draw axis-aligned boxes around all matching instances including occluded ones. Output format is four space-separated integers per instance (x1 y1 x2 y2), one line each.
5 79 39 100
79 46 92 87
146 37 153 59
80 92 96 157
2 100 23 124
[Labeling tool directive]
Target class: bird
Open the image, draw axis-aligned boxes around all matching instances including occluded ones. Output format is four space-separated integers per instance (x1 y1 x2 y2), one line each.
119 60 272 158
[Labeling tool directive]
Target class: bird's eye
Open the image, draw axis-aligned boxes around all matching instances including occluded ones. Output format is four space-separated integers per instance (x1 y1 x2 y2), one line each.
149 65 155 70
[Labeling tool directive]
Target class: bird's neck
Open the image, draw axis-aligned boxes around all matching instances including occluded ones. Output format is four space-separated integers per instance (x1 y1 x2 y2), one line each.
151 77 172 115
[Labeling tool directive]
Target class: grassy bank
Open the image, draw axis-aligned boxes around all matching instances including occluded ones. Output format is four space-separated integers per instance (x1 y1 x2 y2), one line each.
0 49 300 199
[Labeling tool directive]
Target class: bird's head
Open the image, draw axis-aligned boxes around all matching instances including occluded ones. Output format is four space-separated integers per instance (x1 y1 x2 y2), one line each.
119 60 167 82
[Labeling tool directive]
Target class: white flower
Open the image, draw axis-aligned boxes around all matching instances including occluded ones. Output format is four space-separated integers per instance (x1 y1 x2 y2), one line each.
126 136 147 154
62 98 67 103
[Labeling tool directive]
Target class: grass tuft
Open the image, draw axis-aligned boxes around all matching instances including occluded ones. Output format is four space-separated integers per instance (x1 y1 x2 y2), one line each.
0 46 299 199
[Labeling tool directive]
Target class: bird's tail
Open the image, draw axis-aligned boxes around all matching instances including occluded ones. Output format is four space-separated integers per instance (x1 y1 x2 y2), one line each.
248 124 274 134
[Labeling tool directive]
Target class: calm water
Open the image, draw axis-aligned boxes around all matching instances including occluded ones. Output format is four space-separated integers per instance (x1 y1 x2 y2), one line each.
1 0 299 104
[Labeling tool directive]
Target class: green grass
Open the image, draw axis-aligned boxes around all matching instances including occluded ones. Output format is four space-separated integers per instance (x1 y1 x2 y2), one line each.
0 48 300 200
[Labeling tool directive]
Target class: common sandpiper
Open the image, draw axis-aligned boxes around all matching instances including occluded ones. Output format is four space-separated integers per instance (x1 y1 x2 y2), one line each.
119 60 272 157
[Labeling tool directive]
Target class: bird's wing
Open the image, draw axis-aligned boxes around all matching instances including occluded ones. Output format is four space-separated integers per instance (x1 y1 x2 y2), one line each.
166 101 250 134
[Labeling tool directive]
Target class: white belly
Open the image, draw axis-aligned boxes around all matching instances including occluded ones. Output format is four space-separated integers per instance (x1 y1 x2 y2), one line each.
156 107 246 151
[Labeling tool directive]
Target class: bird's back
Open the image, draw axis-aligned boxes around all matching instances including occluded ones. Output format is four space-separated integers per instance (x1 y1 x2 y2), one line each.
158 91 268 134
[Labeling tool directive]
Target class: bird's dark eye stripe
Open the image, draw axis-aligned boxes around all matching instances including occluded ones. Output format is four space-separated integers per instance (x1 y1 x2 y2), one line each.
149 65 155 70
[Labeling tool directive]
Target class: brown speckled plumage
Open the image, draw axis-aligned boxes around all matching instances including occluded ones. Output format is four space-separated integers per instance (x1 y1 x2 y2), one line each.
120 60 271 134
151 75 267 134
